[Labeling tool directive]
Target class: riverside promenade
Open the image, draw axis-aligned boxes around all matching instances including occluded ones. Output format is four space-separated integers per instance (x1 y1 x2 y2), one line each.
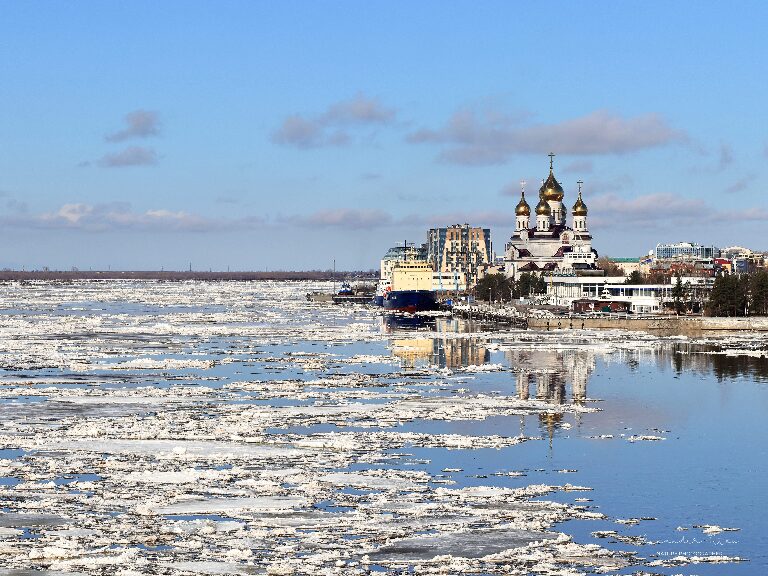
452 304 768 332
527 315 768 332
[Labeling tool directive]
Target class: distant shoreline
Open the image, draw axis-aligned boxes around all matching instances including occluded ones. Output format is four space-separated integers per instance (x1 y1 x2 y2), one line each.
0 271 377 282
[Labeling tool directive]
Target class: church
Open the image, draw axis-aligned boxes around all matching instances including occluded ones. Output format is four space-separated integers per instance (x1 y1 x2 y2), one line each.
504 154 597 279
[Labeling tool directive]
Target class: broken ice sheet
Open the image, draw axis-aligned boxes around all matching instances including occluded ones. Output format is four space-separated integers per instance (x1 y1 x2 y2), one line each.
0 280 758 573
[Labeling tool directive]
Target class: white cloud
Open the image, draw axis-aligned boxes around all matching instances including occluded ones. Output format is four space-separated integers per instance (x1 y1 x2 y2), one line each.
588 192 768 230
408 108 686 165
271 94 395 149
283 208 393 229
105 110 161 142
99 146 158 168
4 203 263 233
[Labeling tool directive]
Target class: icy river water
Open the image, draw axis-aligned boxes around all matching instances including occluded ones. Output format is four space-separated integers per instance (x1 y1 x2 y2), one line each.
0 280 766 575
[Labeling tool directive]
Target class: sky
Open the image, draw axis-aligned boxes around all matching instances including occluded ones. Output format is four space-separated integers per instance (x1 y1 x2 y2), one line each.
1 1 767 271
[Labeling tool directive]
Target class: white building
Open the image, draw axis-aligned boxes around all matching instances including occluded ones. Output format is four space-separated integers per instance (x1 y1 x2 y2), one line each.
654 242 718 260
546 276 672 313
504 155 597 279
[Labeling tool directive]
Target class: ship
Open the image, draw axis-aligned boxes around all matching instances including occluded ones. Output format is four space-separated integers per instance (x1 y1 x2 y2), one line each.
307 280 375 304
371 277 390 306
382 257 439 313
383 289 439 313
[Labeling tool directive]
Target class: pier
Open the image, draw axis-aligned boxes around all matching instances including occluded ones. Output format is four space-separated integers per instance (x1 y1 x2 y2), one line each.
451 303 529 328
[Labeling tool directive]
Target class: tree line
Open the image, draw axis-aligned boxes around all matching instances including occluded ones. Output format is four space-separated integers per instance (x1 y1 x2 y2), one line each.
707 271 768 316
474 273 546 302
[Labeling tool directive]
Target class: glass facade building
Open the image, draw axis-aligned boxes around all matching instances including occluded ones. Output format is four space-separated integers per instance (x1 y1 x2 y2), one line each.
654 242 719 260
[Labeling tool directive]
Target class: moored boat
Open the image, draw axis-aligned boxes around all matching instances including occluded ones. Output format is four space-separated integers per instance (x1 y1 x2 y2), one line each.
383 289 439 313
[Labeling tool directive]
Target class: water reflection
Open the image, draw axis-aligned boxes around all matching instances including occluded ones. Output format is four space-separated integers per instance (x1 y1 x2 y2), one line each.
381 314 435 331
610 342 768 382
509 349 593 406
391 337 490 369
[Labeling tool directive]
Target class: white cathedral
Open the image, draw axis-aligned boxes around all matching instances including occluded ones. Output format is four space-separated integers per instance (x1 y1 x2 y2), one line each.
504 154 597 279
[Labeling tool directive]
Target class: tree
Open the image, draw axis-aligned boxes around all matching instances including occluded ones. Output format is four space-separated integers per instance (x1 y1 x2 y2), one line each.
708 274 749 317
475 273 513 302
517 272 534 297
671 274 687 314
596 257 625 277
749 270 768 316
626 270 645 284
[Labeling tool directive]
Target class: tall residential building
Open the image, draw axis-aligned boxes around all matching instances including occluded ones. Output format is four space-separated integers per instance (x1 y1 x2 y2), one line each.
427 224 492 287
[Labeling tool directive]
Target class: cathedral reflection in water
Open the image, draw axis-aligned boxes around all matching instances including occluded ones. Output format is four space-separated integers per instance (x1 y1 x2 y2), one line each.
508 348 592 406
383 315 768 444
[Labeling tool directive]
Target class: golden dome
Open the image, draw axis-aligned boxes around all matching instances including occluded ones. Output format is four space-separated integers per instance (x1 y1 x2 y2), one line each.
515 191 530 216
539 170 564 202
535 198 551 216
572 191 588 216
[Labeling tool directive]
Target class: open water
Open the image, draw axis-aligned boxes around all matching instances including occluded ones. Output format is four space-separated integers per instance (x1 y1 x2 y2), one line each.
0 280 765 575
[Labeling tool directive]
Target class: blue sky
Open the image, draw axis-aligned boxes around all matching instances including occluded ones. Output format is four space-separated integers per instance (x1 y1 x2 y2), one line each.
1 1 766 270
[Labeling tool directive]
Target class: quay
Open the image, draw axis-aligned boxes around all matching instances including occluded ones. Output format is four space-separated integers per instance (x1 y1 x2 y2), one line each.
451 303 529 329
527 315 768 332
452 304 768 332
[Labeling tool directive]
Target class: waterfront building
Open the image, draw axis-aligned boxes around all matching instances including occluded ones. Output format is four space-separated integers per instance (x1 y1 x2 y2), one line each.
545 274 715 313
654 242 719 261
428 224 491 287
504 154 597 279
545 276 670 313
431 271 467 292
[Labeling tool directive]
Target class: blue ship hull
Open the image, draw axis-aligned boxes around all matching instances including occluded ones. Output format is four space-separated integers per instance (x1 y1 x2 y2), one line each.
372 295 384 306
383 290 438 313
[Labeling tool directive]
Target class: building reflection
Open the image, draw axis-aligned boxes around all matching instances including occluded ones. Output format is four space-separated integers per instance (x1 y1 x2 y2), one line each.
383 314 768 445
507 349 594 406
391 336 489 369
506 348 595 442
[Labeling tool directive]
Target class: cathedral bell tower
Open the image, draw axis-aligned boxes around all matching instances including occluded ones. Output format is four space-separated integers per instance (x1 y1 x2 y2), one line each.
572 180 589 232
539 153 566 226
515 181 530 232
535 196 551 231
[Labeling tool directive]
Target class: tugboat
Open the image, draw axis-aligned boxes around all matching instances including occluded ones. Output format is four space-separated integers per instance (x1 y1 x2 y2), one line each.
332 281 375 304
337 281 354 296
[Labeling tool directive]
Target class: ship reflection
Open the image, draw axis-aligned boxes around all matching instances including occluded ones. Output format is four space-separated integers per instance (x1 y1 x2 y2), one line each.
381 313 436 331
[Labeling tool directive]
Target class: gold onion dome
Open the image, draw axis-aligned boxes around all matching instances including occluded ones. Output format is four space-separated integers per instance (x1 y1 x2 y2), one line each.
572 190 588 216
515 191 531 216
539 170 564 202
535 197 551 216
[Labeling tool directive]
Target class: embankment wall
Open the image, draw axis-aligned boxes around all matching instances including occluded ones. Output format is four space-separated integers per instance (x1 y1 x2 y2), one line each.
527 316 768 332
